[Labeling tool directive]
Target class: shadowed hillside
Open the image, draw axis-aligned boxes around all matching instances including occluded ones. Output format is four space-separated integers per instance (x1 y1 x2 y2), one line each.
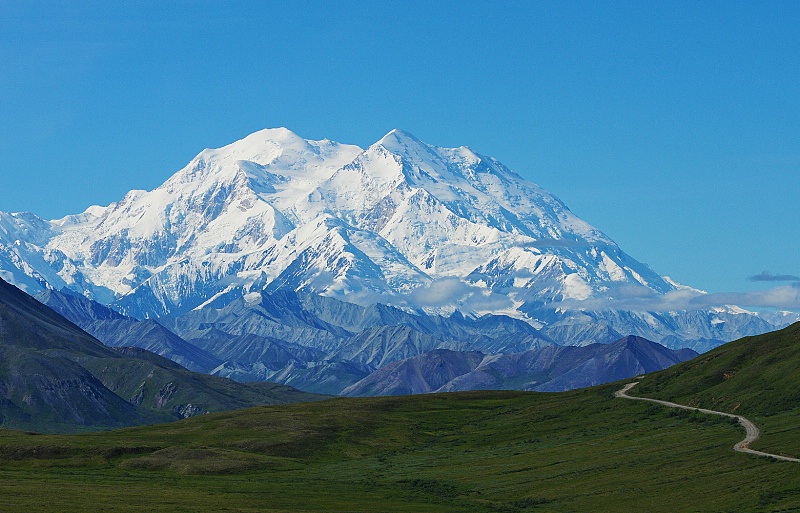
0 278 324 432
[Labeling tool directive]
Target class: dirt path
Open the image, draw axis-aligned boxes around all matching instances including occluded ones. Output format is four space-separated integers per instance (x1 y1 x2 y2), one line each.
615 382 800 463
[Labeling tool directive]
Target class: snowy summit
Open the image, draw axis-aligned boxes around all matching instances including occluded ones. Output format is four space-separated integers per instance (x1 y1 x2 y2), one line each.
1 128 673 318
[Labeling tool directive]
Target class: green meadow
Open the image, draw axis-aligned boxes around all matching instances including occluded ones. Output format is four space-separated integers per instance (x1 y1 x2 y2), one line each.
0 383 797 512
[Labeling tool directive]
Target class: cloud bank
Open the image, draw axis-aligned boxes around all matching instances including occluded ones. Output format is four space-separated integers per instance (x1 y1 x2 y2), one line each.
555 282 800 312
337 276 800 315
335 276 516 315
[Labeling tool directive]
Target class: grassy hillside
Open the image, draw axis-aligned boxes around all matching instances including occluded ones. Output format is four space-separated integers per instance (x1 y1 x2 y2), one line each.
635 321 800 458
636 321 800 415
0 385 798 512
81 351 323 415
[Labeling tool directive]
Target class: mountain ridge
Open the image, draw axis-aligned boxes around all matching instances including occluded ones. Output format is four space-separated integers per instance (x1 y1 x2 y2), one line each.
0 128 795 350
341 335 697 396
0 277 324 432
0 128 671 314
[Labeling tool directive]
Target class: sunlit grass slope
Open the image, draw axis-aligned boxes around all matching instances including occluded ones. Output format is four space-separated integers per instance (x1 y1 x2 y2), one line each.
636 321 800 457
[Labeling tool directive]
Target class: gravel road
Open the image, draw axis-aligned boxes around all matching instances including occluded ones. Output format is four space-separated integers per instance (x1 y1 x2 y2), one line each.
615 382 800 463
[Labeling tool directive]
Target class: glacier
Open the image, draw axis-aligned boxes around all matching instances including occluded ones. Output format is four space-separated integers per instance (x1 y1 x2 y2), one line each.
0 127 796 348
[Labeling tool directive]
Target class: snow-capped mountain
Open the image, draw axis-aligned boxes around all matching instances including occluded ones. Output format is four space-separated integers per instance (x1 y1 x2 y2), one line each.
0 128 675 320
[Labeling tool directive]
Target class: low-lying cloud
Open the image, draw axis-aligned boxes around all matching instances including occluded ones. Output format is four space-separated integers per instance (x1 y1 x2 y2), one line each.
407 276 515 312
748 271 800 282
691 283 800 311
336 276 515 314
337 276 800 315
555 281 800 312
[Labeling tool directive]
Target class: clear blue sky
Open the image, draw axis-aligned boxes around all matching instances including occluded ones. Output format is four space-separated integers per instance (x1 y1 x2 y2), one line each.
1 1 798 300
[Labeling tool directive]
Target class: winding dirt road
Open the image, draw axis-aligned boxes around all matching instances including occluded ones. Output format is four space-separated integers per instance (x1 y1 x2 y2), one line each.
615 382 800 463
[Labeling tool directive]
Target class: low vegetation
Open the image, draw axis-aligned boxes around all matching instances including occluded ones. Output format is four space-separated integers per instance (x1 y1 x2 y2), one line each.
0 383 798 512
636 321 800 458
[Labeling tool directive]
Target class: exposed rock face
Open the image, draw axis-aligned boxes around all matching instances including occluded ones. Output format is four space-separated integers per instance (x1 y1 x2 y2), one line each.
176 403 205 418
155 382 176 408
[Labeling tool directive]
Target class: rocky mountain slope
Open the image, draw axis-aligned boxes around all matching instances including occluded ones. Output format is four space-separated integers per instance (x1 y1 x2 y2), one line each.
0 278 323 432
1 127 794 351
0 129 669 314
41 287 556 394
35 285 696 398
342 336 697 396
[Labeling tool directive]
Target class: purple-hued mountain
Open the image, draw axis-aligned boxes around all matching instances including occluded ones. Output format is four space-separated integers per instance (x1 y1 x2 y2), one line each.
342 336 698 396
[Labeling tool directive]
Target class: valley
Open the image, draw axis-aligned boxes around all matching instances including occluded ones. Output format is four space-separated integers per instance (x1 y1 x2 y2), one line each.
0 322 798 511
0 382 797 512
0 277 324 433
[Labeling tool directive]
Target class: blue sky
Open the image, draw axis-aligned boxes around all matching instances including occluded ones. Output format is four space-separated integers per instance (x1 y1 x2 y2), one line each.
1 1 798 301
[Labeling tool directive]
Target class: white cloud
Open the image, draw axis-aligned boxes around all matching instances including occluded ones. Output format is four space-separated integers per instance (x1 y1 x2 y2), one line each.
553 282 800 312
337 276 800 316
407 276 515 311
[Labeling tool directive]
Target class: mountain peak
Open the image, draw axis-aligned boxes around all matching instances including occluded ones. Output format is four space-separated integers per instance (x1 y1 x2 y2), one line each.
375 129 428 153
0 127 680 320
204 127 314 164
245 127 307 146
